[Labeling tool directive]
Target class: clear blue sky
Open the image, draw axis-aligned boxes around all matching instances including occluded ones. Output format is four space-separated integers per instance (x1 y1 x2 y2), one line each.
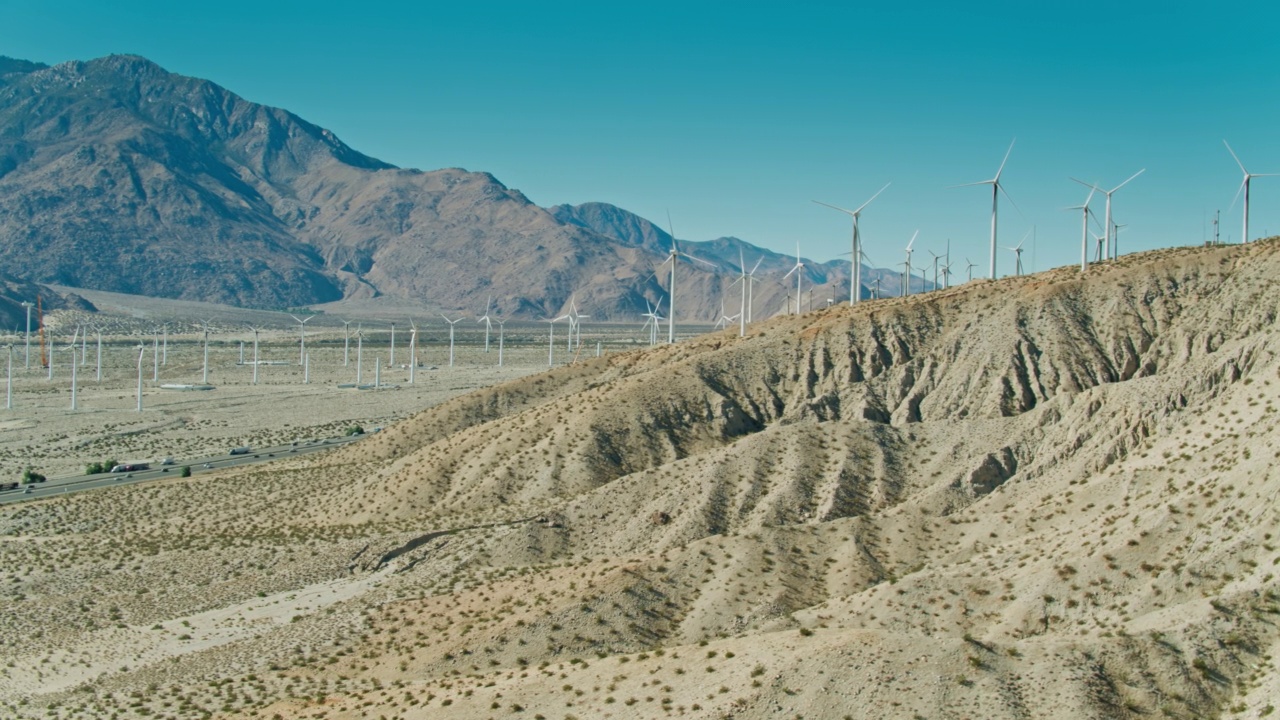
4 0 1279 276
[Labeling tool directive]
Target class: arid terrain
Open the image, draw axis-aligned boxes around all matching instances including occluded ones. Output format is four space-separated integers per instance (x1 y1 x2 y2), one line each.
3 240 1280 719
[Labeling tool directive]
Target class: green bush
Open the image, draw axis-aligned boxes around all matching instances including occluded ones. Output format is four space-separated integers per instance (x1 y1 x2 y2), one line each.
21 468 45 484
345 425 365 436
180 466 192 478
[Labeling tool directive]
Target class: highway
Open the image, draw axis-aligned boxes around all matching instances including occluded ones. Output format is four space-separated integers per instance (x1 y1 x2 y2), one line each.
0 434 366 505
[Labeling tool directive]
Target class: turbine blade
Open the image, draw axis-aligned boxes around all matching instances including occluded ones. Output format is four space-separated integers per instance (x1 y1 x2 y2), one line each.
1110 168 1145 193
853 182 891 214
1228 177 1246 213
681 252 718 269
994 138 1016 180
1224 139 1248 174
948 180 993 189
812 199 855 216
906 230 919 252
1070 177 1101 192
998 183 1025 219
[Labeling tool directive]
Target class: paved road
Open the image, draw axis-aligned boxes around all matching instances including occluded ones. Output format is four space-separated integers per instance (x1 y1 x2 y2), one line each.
0 434 366 505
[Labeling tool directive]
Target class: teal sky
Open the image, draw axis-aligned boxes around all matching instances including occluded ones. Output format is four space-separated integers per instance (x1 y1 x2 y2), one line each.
3 0 1279 277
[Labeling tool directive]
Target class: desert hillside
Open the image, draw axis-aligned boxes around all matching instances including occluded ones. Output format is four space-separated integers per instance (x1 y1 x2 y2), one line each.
2 240 1280 719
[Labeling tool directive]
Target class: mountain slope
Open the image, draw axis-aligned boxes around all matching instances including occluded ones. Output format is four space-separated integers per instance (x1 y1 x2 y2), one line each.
4 240 1280 718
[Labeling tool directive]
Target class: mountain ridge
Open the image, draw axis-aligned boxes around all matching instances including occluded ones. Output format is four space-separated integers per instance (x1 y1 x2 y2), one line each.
0 54 899 318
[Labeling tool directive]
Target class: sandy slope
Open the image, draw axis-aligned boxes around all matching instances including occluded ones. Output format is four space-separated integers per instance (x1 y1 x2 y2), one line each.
4 240 1280 719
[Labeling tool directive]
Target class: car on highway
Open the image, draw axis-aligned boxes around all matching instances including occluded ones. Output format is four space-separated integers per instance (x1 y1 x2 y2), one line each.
110 463 149 473
229 447 251 456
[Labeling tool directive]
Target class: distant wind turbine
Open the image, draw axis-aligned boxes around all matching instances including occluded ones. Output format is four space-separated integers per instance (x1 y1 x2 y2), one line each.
1224 140 1277 244
1066 186 1098 272
901 231 919 297
478 296 494 353
1072 169 1144 260
441 315 461 368
545 314 569 366
782 243 806 315
952 139 1017 279
657 214 717 344
289 314 314 366
813 182 890 304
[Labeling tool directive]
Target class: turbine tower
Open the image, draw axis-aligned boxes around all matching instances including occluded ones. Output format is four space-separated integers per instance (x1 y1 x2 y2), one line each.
953 139 1017 279
21 301 32 369
1224 140 1277 244
813 182 890 304
478 296 494 353
1066 186 1097 272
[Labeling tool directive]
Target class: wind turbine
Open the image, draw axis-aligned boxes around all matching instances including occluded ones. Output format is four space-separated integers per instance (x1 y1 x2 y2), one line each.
1066 186 1098 272
965 258 977 282
441 315 461 368
68 334 78 410
782 243 805 315
1071 169 1143 260
355 325 364 385
95 328 102 382
641 299 664 347
135 344 145 412
813 182 891 304
200 320 212 384
5 343 11 409
1005 230 1030 276
657 215 717 344
478 296 494 353
389 323 395 367
289 314 314 366
341 319 352 366
901 231 919 297
80 325 87 366
21 301 31 369
729 249 763 337
246 326 261 384
152 327 159 381
545 314 569 366
408 319 417 384
1224 140 1277 244
927 249 943 290
953 139 1017 279
496 319 506 367
162 324 168 365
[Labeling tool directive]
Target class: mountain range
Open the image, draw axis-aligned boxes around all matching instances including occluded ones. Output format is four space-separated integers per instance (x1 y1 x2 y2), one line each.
0 54 926 319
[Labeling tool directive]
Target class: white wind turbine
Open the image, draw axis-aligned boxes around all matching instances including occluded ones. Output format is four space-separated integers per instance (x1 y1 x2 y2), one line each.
161 324 168 365
1071 169 1144 260
1066 186 1098 272
545 314 569 366
953 139 1017 279
729 249 763 337
901 231 919 297
641 299 664 347
408 319 417 384
965 258 977 282
389 323 395 367
496 319 506 367
21 301 31 369
152 328 159 381
289 314 314 366
135 344 145 412
813 182 890 305
5 342 11 409
656 216 717 344
782 243 805 315
1005 230 1030 276
200 320 212 384
246 326 261 384
80 325 87 366
355 325 364 385
478 296 494 353
1224 140 1277 244
67 333 78 410
94 327 102 382
340 319 352 366
441 315 461 368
